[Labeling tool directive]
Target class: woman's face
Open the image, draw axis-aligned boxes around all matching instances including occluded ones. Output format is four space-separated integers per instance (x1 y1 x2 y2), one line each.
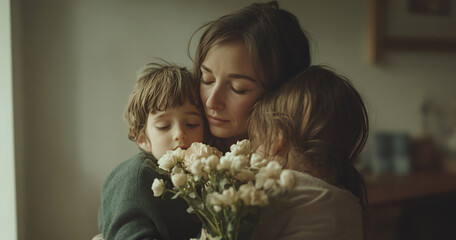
200 41 266 141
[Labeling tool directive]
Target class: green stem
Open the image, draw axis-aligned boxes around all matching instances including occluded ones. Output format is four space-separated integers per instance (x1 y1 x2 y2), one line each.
197 209 222 236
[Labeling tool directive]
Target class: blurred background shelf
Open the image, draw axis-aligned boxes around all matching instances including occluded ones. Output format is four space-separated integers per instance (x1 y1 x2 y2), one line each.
366 170 456 206
365 170 456 240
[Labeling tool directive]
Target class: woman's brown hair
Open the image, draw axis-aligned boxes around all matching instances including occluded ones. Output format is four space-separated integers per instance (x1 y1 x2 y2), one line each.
191 1 311 91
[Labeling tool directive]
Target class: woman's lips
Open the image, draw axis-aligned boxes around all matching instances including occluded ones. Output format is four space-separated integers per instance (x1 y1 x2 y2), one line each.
207 115 229 126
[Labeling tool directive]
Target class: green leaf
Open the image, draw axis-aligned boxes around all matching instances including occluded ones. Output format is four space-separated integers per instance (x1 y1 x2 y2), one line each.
198 202 205 210
186 206 195 214
227 222 235 232
188 192 196 199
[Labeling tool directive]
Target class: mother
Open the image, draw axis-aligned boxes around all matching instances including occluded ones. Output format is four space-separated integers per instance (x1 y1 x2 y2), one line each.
93 2 311 240
193 1 311 152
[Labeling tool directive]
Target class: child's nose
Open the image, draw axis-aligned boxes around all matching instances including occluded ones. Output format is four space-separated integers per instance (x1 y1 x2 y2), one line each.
174 126 187 141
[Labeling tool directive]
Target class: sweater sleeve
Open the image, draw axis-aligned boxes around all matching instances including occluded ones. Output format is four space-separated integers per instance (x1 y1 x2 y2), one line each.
98 155 166 240
98 153 202 240
107 198 160 240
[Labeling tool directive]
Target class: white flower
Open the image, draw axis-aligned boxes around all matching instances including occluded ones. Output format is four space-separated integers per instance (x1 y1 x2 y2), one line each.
171 173 187 187
231 155 249 171
254 172 267 189
213 205 222 213
217 153 234 170
220 187 238 205
183 154 199 169
262 161 283 178
263 178 276 191
250 153 268 169
186 142 222 159
202 155 220 172
183 143 222 168
157 152 177 172
172 148 185 160
189 159 205 178
189 228 222 240
237 182 269 206
255 161 283 190
198 228 222 240
230 139 252 156
151 178 165 197
209 187 238 208
278 170 296 190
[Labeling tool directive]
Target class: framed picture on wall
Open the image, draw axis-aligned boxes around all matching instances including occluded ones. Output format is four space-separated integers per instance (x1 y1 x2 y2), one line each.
368 0 456 62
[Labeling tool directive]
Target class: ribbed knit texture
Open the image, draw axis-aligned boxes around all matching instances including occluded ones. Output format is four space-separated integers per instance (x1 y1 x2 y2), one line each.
98 152 201 240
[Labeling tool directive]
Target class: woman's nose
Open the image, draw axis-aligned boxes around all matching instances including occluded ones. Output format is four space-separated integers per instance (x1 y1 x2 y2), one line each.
205 84 224 110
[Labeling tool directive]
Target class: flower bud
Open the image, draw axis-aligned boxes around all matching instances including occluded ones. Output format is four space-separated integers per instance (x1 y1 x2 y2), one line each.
204 155 220 171
157 153 177 172
263 178 276 190
250 153 268 169
217 154 233 170
279 170 296 190
172 166 184 174
213 205 222 212
231 155 249 171
189 159 205 178
151 178 165 197
237 182 269 206
171 173 187 187
263 161 282 178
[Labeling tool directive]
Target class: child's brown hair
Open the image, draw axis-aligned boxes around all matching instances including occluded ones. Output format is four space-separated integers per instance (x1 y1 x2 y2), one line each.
248 65 369 208
124 61 200 142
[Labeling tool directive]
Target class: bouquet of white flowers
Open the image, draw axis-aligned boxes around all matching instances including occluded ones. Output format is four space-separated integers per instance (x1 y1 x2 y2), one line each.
151 140 296 240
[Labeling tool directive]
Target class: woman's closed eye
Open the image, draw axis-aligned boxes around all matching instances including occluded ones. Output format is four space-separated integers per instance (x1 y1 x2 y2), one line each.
230 86 247 95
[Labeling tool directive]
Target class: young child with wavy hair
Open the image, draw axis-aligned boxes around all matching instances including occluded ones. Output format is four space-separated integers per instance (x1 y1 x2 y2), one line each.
97 62 203 240
249 66 369 240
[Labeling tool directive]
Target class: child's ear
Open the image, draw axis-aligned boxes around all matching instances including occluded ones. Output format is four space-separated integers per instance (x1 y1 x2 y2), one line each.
137 133 151 153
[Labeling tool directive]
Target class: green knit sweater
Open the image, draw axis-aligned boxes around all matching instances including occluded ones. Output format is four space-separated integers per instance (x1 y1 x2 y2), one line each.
98 152 201 240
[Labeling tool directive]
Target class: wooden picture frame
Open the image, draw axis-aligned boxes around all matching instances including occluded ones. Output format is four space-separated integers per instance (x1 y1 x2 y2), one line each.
368 0 456 63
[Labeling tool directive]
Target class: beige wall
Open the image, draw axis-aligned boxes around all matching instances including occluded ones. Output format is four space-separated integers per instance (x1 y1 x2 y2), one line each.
1 0 18 239
12 0 456 239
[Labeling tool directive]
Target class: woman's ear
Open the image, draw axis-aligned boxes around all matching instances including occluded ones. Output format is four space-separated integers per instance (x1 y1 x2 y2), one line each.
137 133 151 153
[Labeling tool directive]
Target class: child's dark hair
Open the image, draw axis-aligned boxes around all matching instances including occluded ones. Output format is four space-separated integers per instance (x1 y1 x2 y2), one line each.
249 65 369 213
124 61 200 141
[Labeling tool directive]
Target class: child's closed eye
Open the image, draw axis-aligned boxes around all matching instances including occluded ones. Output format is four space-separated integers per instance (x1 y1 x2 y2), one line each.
200 78 214 85
186 123 201 128
155 125 170 130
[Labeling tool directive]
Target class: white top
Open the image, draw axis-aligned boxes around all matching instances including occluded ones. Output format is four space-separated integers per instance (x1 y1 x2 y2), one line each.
253 171 364 240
